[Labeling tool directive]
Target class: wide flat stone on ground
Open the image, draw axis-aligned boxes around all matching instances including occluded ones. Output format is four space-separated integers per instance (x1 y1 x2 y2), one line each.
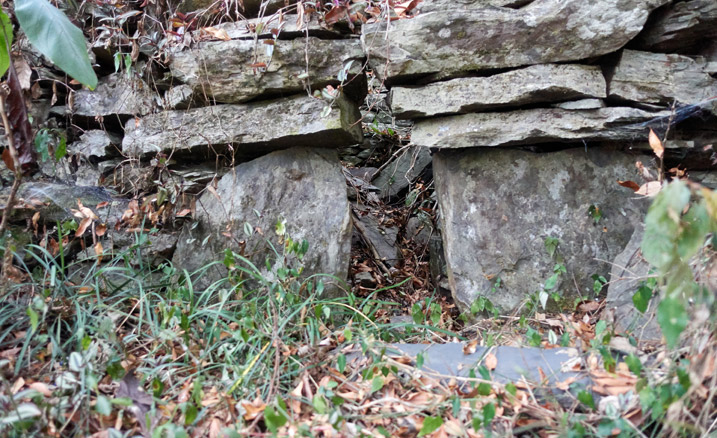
362 0 668 82
389 64 606 119
433 147 648 313
122 94 362 158
412 107 669 149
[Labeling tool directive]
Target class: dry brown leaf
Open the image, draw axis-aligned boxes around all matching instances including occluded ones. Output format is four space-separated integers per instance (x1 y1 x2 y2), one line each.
176 208 192 217
648 129 664 159
463 339 478 355
201 26 231 40
95 224 107 237
77 200 99 220
11 377 25 394
76 217 92 237
241 398 267 421
29 382 53 397
636 181 662 197
617 180 641 192
485 353 498 370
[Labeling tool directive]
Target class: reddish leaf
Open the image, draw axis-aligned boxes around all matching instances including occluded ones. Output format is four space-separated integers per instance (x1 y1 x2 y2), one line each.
249 62 267 68
617 180 640 192
324 5 347 25
5 60 36 173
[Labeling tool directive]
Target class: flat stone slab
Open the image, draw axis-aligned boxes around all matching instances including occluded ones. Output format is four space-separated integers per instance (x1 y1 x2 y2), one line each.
361 0 668 82
433 147 648 312
609 50 717 113
412 107 669 149
389 64 606 119
633 0 717 52
195 14 345 40
122 94 363 158
371 146 432 198
170 37 364 103
172 147 352 296
72 73 157 118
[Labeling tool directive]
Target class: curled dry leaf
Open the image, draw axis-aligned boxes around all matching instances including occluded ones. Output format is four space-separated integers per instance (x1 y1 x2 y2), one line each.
648 129 665 159
462 339 478 355
240 398 266 421
636 181 662 197
76 217 92 237
201 26 231 41
95 223 107 237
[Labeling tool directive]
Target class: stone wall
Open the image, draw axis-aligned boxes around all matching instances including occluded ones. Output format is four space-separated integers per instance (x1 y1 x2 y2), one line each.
6 0 716 312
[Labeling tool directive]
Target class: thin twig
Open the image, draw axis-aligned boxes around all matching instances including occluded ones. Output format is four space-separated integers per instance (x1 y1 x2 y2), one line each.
0 87 22 237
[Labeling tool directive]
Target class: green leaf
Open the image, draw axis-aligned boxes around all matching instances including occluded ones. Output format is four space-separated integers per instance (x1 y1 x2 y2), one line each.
54 135 67 161
26 306 39 333
418 416 443 437
544 273 559 291
183 403 198 425
632 284 653 314
642 180 690 270
544 236 559 258
483 402 495 424
263 405 287 433
677 203 709 260
0 402 41 424
657 296 687 348
14 0 98 89
477 382 492 396
337 354 346 373
312 395 327 414
505 382 517 397
578 390 595 410
370 376 384 393
95 395 112 416
0 12 12 78
625 354 642 376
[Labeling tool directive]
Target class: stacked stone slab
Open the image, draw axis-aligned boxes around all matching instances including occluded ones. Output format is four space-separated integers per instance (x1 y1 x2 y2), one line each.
362 0 717 322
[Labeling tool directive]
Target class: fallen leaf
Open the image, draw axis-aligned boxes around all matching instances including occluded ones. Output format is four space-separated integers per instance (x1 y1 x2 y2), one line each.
11 377 25 394
648 129 664 159
201 26 231 40
176 208 192 217
29 382 53 397
463 339 478 355
484 353 498 370
241 398 266 421
636 181 662 197
76 217 92 237
617 180 640 192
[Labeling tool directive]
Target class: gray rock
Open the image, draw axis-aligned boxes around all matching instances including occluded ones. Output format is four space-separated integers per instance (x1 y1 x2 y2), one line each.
162 84 202 110
609 50 717 112
72 73 157 118
416 0 535 13
122 94 363 158
412 107 669 149
355 271 376 288
169 38 364 104
177 0 292 17
68 130 121 161
353 209 401 267
405 215 433 248
389 64 606 119
553 99 606 110
172 147 351 296
604 227 661 342
372 147 431 198
690 171 717 189
433 147 648 313
196 13 345 40
362 0 668 82
633 0 717 52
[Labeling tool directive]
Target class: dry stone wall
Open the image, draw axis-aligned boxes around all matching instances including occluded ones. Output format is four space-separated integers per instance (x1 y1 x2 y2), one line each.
7 0 716 317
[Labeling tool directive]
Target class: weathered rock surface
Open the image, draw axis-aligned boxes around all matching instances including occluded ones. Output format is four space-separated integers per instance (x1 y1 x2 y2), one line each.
553 99 606 110
434 147 648 313
353 209 401 267
633 0 717 52
170 38 364 103
172 148 351 295
68 130 121 161
362 0 668 82
412 107 669 149
609 50 717 112
122 94 363 158
177 0 293 17
198 14 345 40
605 227 661 341
72 73 157 117
389 64 606 119
162 85 204 110
371 147 431 198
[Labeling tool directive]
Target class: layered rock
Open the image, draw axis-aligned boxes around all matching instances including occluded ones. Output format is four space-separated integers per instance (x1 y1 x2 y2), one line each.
122 94 363 158
362 0 669 82
389 64 606 119
172 148 351 295
72 73 157 117
633 0 717 52
371 147 431 198
433 147 648 313
170 38 364 103
609 50 717 112
412 107 669 149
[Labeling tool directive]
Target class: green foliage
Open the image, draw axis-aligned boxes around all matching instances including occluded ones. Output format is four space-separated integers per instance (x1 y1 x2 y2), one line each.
544 236 559 258
0 12 12 77
14 0 97 89
418 416 443 436
641 180 716 347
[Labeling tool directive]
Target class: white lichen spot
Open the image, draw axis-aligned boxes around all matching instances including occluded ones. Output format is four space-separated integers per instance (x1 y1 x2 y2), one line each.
438 28 451 39
548 169 570 201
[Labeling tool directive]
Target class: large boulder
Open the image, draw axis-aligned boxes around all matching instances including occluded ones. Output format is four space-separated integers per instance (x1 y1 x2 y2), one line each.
412 107 669 149
361 0 669 82
170 38 364 104
389 64 606 119
172 148 352 295
632 0 717 52
433 147 648 313
122 94 363 158
609 50 717 113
